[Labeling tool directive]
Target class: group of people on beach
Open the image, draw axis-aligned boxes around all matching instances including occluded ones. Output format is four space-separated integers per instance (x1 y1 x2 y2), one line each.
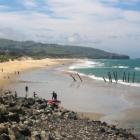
1 67 20 79
24 85 58 100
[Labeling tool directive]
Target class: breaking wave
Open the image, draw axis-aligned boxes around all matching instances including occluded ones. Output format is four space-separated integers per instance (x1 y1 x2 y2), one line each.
69 59 104 70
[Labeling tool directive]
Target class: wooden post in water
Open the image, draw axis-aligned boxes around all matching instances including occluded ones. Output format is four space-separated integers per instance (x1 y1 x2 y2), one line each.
127 72 130 83
77 73 83 82
70 74 76 82
132 72 135 83
108 72 112 83
116 72 118 83
113 71 118 83
103 76 106 83
123 72 126 82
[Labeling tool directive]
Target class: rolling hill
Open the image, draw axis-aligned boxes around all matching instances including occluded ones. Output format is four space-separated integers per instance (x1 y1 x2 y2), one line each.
0 38 129 59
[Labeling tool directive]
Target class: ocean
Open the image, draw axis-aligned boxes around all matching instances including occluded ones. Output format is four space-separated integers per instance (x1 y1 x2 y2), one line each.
69 59 140 87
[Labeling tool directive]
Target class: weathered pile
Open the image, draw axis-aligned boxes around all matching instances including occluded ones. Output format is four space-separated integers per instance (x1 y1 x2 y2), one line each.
0 90 138 140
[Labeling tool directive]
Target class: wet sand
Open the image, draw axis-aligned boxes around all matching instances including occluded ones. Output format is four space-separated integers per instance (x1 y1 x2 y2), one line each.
0 58 72 89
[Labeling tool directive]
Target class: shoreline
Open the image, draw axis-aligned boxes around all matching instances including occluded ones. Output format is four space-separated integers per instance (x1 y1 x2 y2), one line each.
0 58 103 121
1 58 140 138
0 58 73 89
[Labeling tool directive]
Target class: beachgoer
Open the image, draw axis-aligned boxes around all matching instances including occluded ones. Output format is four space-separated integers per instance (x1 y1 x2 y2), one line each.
52 91 57 100
25 86 28 93
33 92 37 98
15 91 17 98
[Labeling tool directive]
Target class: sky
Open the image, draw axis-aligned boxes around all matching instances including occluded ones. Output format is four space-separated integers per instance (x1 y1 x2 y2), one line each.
0 0 140 58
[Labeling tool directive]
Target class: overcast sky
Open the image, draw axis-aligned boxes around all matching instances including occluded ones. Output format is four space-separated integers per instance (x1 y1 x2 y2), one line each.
0 0 140 58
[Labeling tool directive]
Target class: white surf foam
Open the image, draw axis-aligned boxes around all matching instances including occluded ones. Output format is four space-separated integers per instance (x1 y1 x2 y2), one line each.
68 59 140 87
118 80 140 87
112 66 129 69
69 59 104 70
134 67 140 71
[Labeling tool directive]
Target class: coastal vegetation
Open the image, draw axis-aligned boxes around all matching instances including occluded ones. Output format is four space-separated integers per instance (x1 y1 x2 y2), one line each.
0 38 129 61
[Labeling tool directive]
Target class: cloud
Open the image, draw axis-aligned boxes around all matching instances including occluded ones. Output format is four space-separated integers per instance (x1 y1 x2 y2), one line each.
68 33 102 45
0 0 140 57
21 0 37 7
0 27 27 40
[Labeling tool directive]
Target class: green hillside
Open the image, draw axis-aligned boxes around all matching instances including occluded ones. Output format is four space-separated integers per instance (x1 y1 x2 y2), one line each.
0 38 129 60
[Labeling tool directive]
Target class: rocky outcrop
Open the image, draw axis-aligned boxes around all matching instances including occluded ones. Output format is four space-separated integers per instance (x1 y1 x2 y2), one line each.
0 91 137 140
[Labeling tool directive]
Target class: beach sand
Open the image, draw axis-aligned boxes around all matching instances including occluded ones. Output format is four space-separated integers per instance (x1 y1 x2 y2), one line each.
77 112 104 121
0 58 103 121
0 58 105 121
0 58 72 88
1 58 140 138
1 58 140 137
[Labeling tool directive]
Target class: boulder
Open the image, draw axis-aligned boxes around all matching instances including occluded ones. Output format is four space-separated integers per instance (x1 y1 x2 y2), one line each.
0 125 8 135
19 127 31 137
0 133 10 140
8 113 20 122
67 111 77 120
26 98 35 106
0 105 8 115
8 107 25 115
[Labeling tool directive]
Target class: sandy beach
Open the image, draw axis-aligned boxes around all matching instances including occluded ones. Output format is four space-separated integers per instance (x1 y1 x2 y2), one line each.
0 58 72 88
0 58 105 121
1 58 140 138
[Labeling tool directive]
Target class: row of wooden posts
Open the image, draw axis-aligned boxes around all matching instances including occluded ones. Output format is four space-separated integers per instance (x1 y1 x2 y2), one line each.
103 72 136 83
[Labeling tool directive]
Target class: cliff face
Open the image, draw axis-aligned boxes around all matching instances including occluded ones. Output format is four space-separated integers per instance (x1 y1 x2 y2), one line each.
0 38 129 59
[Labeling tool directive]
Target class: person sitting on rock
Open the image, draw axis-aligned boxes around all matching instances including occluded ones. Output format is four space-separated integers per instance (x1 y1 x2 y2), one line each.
52 91 57 100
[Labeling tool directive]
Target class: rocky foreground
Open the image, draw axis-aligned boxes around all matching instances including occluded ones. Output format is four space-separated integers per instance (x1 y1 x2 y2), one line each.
0 90 138 140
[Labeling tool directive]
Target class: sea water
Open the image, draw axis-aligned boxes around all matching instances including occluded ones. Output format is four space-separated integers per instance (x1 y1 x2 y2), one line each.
69 59 140 87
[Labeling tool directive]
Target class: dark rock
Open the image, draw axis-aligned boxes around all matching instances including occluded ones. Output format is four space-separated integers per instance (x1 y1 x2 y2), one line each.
34 133 42 140
67 111 77 120
0 133 10 140
26 98 35 106
111 125 116 130
0 115 8 123
36 99 44 104
8 113 20 122
19 127 31 137
0 105 8 115
22 102 30 108
38 102 48 110
0 126 8 135
100 128 106 133
8 107 25 114
8 102 16 107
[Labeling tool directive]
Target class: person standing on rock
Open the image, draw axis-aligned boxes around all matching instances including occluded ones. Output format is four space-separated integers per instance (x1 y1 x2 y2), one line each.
52 91 57 100
25 86 28 98
33 92 37 98
14 91 17 98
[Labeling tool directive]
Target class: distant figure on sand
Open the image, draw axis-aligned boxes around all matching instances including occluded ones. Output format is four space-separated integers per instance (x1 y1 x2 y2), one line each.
25 86 28 98
52 91 57 100
14 91 17 98
25 86 28 93
33 92 37 98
